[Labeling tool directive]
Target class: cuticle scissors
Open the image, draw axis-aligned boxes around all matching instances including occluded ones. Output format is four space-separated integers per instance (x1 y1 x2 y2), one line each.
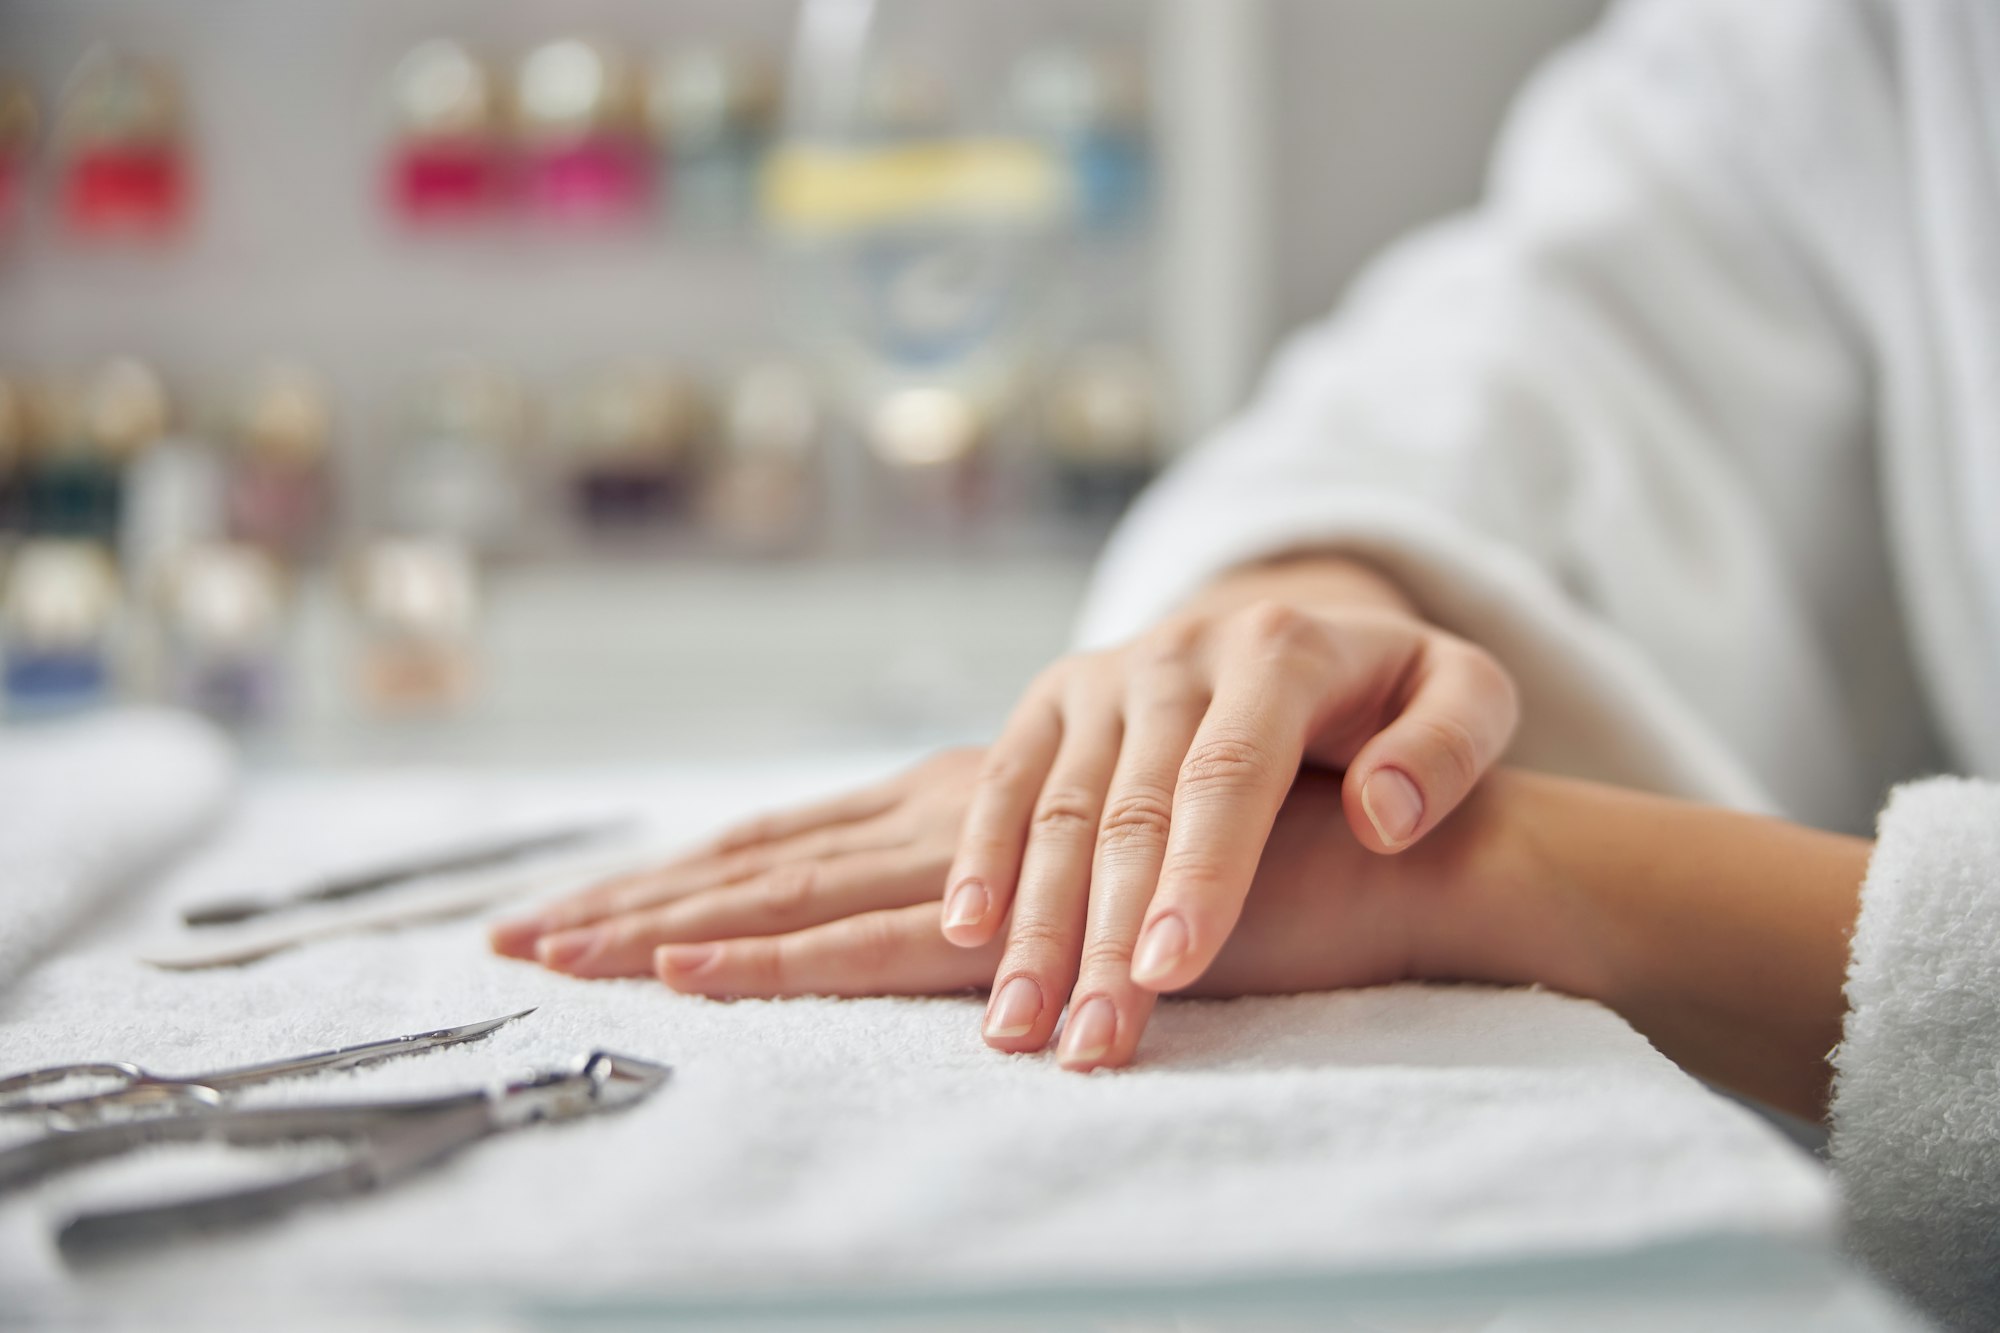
0 1007 536 1125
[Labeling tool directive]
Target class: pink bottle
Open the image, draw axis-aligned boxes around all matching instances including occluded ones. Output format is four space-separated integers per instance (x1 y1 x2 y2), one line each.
514 40 653 226
54 50 192 242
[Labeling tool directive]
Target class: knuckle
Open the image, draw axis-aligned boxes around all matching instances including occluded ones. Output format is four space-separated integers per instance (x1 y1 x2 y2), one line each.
742 942 785 993
977 750 1030 790
1078 938 1136 975
1179 735 1275 796
1409 713 1486 791
1097 788 1174 849
757 863 818 920
1138 615 1205 665
1031 788 1100 838
1004 917 1074 960
1235 599 1314 652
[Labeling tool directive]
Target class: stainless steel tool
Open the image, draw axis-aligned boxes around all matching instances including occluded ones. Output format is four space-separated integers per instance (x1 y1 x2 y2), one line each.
179 819 632 927
0 1049 671 1263
0 1008 534 1125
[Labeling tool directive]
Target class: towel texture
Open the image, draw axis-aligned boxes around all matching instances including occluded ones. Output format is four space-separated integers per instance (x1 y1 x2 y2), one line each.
0 708 234 994
1833 778 2000 1330
0 762 1841 1323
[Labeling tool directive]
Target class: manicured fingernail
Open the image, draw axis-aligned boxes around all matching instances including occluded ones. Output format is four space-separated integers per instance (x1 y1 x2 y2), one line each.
1059 997 1118 1067
656 943 720 976
488 917 546 957
1130 915 1188 986
942 879 988 931
984 976 1043 1039
536 930 599 971
1362 768 1424 846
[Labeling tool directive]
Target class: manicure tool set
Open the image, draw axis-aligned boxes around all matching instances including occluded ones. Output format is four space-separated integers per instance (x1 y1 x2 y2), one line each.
0 1008 671 1262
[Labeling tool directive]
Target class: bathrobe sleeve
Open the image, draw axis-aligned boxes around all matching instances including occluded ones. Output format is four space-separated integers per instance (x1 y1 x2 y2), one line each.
1833 779 2000 1331
1076 0 1875 812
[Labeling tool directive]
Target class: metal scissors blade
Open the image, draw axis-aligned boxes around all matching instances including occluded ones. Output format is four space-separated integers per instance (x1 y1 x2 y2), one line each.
32 1050 672 1263
0 1008 536 1123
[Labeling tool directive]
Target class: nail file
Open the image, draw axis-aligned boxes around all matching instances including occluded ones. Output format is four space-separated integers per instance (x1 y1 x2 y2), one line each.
138 847 663 971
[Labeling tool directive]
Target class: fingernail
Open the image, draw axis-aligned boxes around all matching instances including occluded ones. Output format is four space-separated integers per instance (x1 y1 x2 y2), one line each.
1130 915 1188 986
1362 768 1424 846
1059 997 1118 1067
488 917 545 958
984 976 1043 1040
535 930 599 971
656 943 720 976
942 879 989 931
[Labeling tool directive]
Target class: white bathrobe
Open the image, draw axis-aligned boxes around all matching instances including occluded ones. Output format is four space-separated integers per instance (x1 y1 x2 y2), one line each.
1076 0 2000 1326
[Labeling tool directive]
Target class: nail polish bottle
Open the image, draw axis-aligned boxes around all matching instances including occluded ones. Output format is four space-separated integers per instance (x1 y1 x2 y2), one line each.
866 383 993 531
225 363 333 565
0 77 37 234
54 49 191 241
703 363 822 555
557 363 709 535
23 358 166 544
386 41 507 228
1011 47 1149 233
1039 343 1160 511
120 415 226 602
648 48 775 232
160 541 285 724
0 377 29 539
386 357 527 557
515 39 651 228
350 537 477 712
1 539 121 714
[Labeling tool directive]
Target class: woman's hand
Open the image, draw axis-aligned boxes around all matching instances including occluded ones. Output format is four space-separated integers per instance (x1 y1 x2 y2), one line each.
939 559 1517 1066
644 767 1516 1011
489 748 980 978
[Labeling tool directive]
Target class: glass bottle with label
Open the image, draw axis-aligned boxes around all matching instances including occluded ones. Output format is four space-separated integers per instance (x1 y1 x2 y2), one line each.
386 40 508 228
350 537 477 712
704 362 822 555
161 540 285 725
24 358 165 544
386 357 528 557
226 363 333 565
1039 342 1160 511
556 363 709 536
516 39 652 227
1 539 121 714
54 49 190 241
649 48 776 232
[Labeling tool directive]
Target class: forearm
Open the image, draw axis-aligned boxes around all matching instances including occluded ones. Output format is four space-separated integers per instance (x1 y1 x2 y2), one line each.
1427 772 1870 1121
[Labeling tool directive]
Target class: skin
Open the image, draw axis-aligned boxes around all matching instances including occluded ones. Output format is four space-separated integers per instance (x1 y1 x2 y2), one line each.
494 555 1522 1068
495 759 1867 1121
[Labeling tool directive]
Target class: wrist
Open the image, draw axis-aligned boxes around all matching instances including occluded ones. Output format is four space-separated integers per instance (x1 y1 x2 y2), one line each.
1403 770 1617 1002
1193 553 1420 622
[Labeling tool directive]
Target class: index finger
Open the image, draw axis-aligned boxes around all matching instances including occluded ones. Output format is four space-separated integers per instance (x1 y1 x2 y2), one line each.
1127 643 1324 992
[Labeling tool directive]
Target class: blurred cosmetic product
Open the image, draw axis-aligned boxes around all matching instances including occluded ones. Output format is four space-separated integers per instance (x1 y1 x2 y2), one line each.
1 539 120 713
1040 343 1161 508
556 363 708 533
24 358 164 542
350 537 477 711
515 39 651 226
770 2 1064 475
649 47 776 231
0 77 36 231
866 383 991 523
120 421 226 600
387 357 528 555
387 40 508 226
704 363 822 554
0 377 28 536
160 541 284 724
1010 47 1149 232
226 363 333 563
54 48 190 240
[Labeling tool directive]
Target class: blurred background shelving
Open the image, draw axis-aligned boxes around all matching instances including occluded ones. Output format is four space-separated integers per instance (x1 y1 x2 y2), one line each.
0 0 1603 766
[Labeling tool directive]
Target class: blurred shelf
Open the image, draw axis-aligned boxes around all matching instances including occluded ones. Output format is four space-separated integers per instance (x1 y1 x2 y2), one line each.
251 554 1093 769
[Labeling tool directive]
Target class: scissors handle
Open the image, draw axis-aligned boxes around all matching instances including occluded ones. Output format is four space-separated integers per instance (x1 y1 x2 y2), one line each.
0 1063 145 1112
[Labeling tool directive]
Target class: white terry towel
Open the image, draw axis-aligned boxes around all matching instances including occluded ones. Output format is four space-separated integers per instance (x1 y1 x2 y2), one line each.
0 764 1856 1323
0 709 234 993
1833 778 2000 1330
